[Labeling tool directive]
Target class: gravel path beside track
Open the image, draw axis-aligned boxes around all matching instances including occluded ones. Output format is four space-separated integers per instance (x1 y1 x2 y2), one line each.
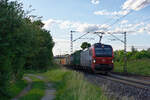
28 74 56 100
11 77 32 100
12 74 56 100
41 83 56 100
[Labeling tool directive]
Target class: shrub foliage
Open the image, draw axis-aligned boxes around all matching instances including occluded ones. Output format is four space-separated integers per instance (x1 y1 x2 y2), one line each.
0 0 54 98
114 47 150 62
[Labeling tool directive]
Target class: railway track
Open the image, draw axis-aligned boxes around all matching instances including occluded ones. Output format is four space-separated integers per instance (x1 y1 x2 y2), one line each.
66 66 150 89
66 66 150 99
96 73 150 89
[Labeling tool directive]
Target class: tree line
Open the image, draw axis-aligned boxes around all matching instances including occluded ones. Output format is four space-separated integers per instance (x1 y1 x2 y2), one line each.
0 0 54 97
114 46 150 62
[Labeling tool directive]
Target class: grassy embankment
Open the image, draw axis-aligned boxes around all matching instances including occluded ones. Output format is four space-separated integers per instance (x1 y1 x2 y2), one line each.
114 59 150 76
42 67 107 100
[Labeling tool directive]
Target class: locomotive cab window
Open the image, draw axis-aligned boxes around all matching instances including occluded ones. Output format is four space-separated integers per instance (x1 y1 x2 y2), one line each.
94 44 112 57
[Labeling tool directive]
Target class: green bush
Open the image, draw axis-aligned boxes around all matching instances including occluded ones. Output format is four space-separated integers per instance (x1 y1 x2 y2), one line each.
0 0 54 98
114 49 150 62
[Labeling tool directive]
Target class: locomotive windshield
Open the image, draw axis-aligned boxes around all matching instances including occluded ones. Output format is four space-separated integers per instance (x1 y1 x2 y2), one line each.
94 44 112 57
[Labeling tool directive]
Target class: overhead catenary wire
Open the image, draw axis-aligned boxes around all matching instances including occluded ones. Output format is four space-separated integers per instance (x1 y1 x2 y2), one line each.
107 32 124 43
72 10 134 44
70 9 134 54
70 31 91 53
108 10 134 28
72 32 90 42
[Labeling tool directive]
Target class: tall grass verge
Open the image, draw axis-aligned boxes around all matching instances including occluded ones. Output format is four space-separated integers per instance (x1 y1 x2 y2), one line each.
42 68 107 100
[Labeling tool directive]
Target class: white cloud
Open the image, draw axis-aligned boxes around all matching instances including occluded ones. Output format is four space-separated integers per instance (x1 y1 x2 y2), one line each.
144 24 150 34
108 22 150 35
43 19 109 33
122 0 150 11
138 27 146 33
91 0 100 5
94 0 150 17
43 19 150 35
76 23 109 33
94 10 129 16
43 19 62 29
120 20 128 24
77 24 99 32
54 38 70 43
59 21 72 29
53 38 70 55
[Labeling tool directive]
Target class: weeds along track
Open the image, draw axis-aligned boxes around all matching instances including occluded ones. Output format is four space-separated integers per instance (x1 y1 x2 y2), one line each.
96 73 150 89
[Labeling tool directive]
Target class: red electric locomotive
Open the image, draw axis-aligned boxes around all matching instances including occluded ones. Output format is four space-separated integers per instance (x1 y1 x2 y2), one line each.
80 43 114 74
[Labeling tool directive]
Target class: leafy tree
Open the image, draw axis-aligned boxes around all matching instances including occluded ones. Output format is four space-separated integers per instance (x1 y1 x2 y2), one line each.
80 42 91 50
114 50 124 62
0 0 54 98
24 20 54 70
0 0 26 96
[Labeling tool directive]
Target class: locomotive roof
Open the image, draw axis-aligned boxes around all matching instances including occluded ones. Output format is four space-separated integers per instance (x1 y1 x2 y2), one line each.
82 43 112 51
93 43 112 48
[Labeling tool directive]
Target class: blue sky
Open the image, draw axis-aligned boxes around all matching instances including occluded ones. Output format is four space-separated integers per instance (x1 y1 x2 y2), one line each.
18 0 150 55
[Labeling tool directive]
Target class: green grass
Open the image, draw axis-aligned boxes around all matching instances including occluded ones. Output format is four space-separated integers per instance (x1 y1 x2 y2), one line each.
8 80 28 98
0 80 28 100
42 68 67 83
114 58 150 76
42 68 107 100
20 76 45 100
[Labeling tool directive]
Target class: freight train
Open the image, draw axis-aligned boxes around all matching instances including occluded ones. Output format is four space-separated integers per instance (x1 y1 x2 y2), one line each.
57 43 114 74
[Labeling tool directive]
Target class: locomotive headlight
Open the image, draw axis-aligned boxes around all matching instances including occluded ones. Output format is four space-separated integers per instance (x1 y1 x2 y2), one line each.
93 59 96 63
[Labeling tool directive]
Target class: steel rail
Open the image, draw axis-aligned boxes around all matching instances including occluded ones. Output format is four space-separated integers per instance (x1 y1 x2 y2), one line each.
96 74 150 89
109 73 150 85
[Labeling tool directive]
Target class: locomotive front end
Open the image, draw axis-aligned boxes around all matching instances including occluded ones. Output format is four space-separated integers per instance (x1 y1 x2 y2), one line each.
91 43 114 73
